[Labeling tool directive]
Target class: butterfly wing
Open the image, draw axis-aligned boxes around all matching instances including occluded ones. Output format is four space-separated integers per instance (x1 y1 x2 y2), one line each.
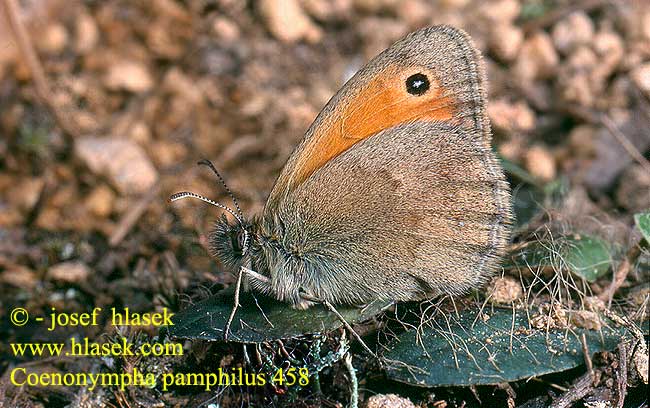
266 121 511 304
260 26 511 304
266 25 492 209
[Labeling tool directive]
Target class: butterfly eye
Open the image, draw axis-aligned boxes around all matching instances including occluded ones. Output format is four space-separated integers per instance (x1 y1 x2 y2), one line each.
405 73 430 96
237 229 248 252
230 229 246 255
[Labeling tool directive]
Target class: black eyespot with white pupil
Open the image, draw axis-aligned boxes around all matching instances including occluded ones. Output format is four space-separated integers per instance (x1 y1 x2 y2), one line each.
405 73 430 96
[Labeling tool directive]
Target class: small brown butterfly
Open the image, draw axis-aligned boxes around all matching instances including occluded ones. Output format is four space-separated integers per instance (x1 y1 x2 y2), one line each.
173 26 512 320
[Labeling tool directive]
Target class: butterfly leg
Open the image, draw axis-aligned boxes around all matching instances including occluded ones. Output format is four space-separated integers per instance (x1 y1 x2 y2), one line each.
241 266 269 283
223 266 274 340
223 266 244 340
300 292 379 361
242 266 274 295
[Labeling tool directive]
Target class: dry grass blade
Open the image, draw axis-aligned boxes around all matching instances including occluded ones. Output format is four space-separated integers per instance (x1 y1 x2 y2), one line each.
599 238 645 307
600 114 650 175
0 0 82 141
550 372 595 408
109 181 161 246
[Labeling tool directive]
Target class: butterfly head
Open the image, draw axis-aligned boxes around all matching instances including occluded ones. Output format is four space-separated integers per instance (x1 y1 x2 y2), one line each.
170 159 252 269
209 214 251 269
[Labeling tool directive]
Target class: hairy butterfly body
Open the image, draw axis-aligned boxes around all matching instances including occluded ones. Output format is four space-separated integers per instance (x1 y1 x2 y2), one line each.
203 25 512 309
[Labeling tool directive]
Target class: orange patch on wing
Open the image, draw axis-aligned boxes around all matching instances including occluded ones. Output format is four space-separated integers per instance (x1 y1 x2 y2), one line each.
289 69 456 189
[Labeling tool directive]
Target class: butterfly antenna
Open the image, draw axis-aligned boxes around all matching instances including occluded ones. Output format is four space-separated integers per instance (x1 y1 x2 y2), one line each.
197 159 244 220
170 191 244 226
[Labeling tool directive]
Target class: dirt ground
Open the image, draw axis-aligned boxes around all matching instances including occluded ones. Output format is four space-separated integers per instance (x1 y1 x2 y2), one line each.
0 0 648 407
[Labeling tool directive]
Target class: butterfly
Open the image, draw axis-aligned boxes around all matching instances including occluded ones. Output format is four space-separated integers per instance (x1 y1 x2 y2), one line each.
172 26 512 326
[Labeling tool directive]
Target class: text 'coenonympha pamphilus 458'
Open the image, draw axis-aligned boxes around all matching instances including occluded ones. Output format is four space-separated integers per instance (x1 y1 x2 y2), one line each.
172 25 512 336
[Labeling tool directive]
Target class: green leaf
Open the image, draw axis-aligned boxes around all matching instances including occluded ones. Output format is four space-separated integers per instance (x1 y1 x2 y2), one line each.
520 0 551 20
562 235 612 282
511 183 545 228
168 286 392 343
500 156 568 229
500 157 542 187
507 234 611 282
635 212 650 242
383 308 626 387
500 155 544 228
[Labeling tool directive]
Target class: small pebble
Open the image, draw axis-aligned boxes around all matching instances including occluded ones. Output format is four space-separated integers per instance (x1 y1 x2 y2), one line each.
104 60 154 93
489 23 523 62
212 17 240 42
84 185 115 218
8 177 44 212
1 265 37 289
396 0 432 27
366 393 416 408
478 0 520 23
353 0 398 14
569 125 597 157
439 0 471 8
570 310 601 331
591 29 624 81
75 137 158 195
259 0 322 43
551 11 594 55
525 145 556 182
36 23 68 54
129 121 151 144
488 99 536 133
616 164 650 213
488 276 523 304
48 261 91 283
631 63 650 97
514 31 559 81
75 11 99 53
